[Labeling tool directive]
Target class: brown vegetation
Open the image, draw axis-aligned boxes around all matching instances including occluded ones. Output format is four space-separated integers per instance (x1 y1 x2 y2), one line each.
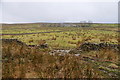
2 39 120 78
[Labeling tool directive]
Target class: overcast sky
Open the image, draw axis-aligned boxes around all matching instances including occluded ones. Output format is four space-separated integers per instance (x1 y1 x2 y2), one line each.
0 0 119 23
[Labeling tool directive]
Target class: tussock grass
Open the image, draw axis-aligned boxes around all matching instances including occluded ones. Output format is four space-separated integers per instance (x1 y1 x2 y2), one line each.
2 24 119 78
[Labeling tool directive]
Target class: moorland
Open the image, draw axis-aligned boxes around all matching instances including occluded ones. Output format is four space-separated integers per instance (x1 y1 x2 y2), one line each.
1 23 120 78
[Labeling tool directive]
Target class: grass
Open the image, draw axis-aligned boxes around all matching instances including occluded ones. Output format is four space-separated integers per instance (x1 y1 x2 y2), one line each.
1 23 120 78
2 25 118 49
2 47 119 78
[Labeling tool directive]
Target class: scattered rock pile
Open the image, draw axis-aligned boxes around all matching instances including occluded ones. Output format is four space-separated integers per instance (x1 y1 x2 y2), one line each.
1 39 48 57
79 42 120 51
69 42 120 54
1 39 120 56
2 39 26 45
28 43 48 49
1 39 30 59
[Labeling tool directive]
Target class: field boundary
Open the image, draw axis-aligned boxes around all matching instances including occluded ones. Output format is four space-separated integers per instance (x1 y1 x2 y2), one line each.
1 29 120 36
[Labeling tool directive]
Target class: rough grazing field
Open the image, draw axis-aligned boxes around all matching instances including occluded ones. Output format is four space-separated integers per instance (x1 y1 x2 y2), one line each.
1 23 120 78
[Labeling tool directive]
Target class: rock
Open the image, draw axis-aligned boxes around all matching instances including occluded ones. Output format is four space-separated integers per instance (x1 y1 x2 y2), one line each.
75 54 80 56
28 45 36 47
78 42 119 52
49 50 70 56
69 49 83 54
38 43 48 48
79 43 100 51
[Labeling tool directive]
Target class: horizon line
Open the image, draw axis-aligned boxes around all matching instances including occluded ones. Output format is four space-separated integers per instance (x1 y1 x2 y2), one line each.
0 22 118 24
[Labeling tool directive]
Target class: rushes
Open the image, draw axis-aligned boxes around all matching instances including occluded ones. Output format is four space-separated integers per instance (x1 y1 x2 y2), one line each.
2 52 106 78
97 49 119 62
2 24 119 78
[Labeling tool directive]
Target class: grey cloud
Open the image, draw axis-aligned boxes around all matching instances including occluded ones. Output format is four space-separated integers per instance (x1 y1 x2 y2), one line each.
1 2 118 23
